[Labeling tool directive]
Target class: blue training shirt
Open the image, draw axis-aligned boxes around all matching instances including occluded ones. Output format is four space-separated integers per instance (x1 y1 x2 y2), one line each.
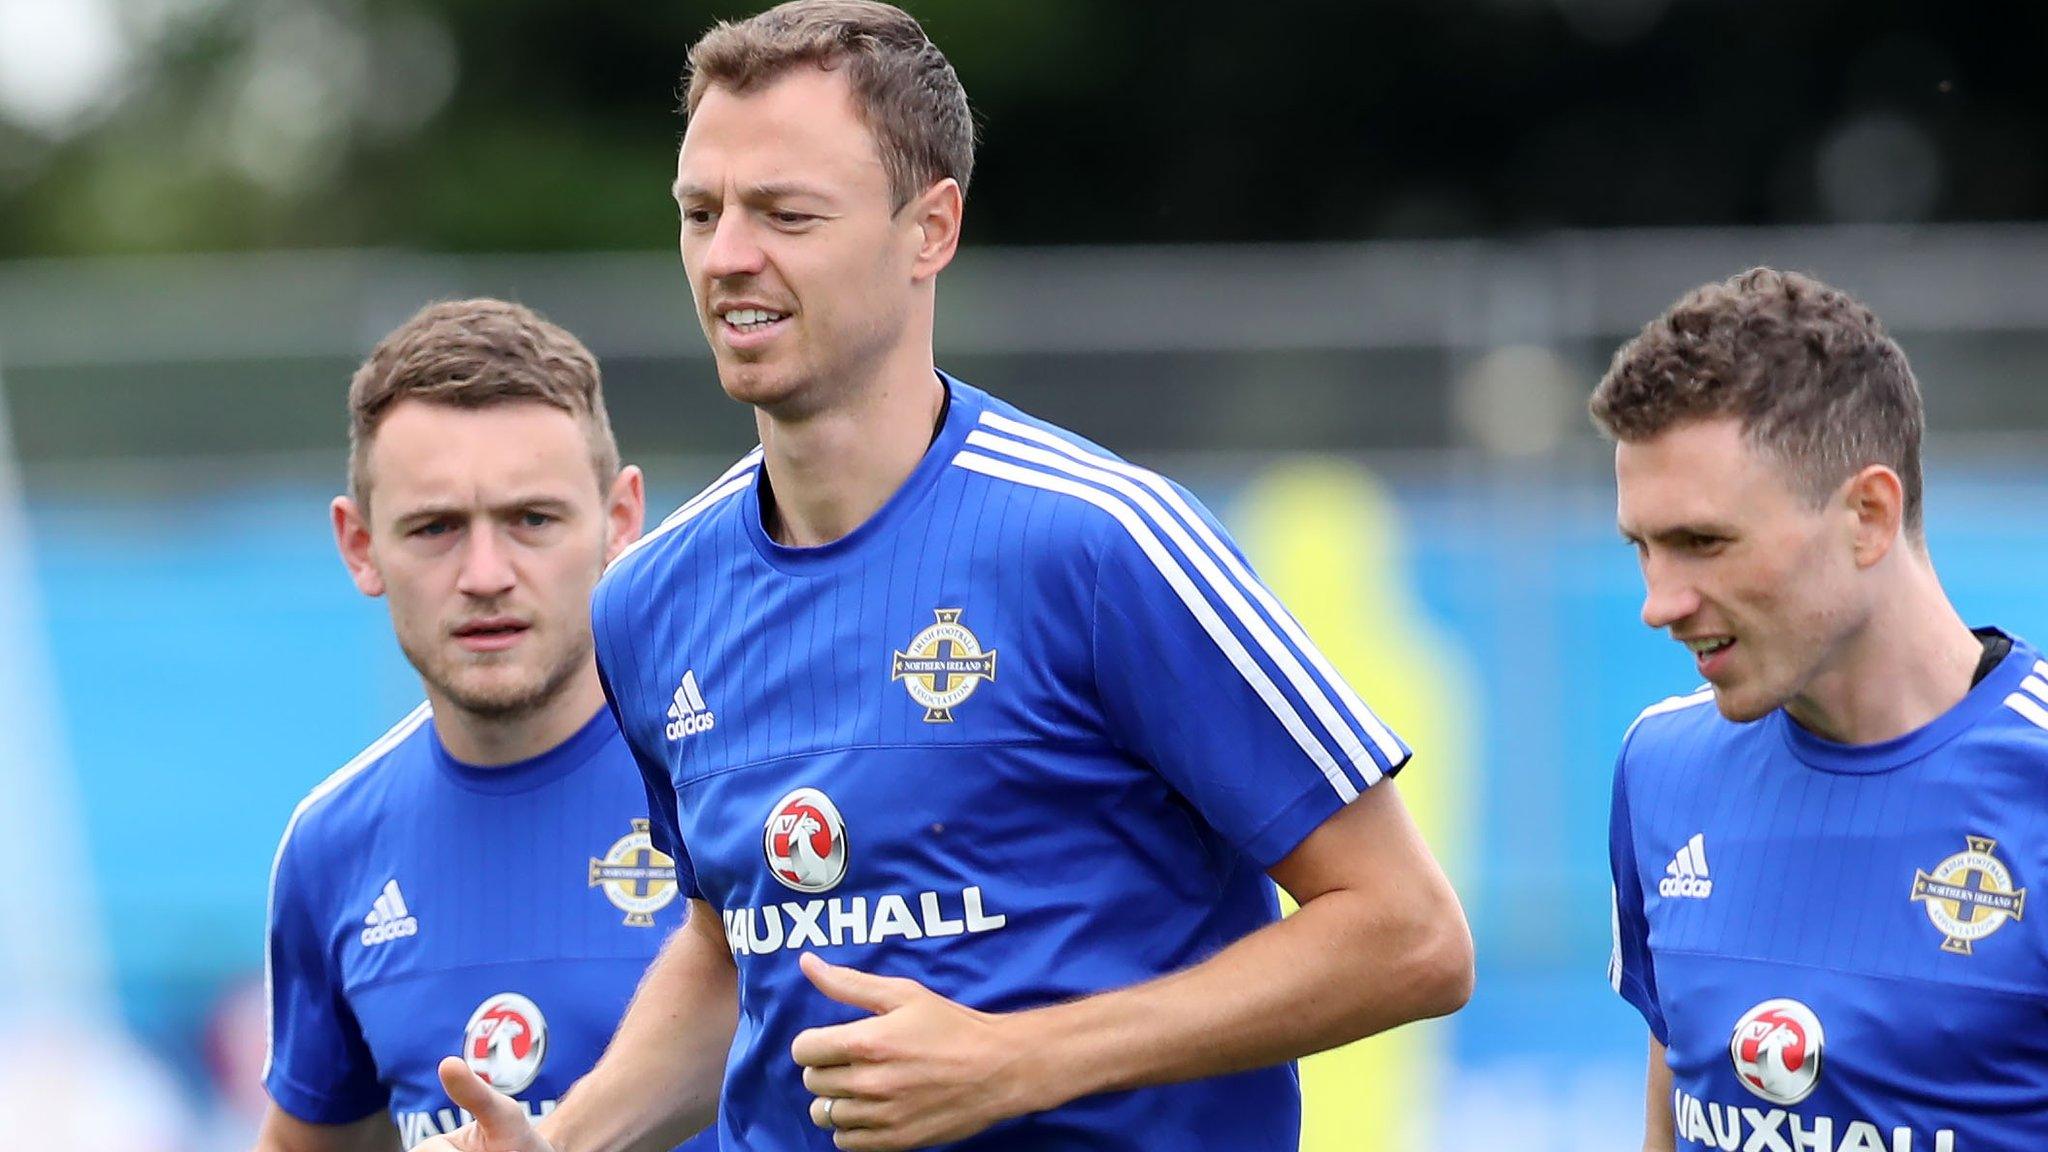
1609 631 2048 1152
264 705 713 1150
593 374 1411 1151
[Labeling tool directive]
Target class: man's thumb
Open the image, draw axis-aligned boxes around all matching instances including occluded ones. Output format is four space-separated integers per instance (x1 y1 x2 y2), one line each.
799 950 916 1013
438 1057 534 1140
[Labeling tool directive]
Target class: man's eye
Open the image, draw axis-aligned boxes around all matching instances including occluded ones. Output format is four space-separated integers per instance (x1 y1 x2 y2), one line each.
521 512 553 528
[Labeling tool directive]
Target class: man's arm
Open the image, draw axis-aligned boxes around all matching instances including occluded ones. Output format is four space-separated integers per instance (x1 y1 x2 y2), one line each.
1644 1036 1675 1152
253 1106 400 1152
792 779 1472 1150
539 897 736 1152
1019 779 1469 1093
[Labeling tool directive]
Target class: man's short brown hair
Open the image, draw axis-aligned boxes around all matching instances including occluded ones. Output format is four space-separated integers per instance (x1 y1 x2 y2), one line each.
683 0 975 210
1590 267 1926 532
347 298 620 507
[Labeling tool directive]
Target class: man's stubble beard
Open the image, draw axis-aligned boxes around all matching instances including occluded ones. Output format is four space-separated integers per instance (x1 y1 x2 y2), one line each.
719 301 906 419
402 625 595 723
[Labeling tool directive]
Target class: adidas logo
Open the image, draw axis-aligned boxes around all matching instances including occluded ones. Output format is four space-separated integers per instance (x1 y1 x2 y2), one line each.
361 879 420 946
665 670 715 741
1658 833 1713 899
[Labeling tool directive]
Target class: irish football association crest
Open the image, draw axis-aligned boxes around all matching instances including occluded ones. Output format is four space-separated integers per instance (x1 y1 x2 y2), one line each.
891 608 997 723
588 819 678 927
1910 835 2026 954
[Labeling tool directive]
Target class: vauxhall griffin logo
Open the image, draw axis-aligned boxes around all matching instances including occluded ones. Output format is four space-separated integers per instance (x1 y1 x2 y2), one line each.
1678 1000 1957 1151
764 787 849 893
1729 998 1824 1106
729 785 1007 956
463 992 548 1095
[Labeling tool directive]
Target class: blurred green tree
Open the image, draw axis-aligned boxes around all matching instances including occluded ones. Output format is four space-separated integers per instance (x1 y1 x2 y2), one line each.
1 0 2044 257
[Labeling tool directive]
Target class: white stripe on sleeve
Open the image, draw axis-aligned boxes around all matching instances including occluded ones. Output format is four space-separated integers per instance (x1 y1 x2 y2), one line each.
955 450 1364 802
1608 885 1625 993
263 702 432 1079
608 448 762 570
2007 691 2048 731
966 428 1389 786
976 412 1406 766
2020 673 2048 708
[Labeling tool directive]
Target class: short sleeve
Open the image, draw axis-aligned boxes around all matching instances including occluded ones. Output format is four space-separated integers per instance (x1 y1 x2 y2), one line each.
262 827 387 1123
1608 753 1668 1043
1089 483 1411 869
633 746 701 903
594 577 703 902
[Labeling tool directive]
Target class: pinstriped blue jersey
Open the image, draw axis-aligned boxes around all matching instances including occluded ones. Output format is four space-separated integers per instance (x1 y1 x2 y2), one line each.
1609 633 2048 1152
263 707 712 1151
593 374 1410 1152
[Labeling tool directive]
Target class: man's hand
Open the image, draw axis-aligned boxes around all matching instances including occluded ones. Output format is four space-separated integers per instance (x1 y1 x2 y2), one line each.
790 952 1033 1151
406 1059 557 1152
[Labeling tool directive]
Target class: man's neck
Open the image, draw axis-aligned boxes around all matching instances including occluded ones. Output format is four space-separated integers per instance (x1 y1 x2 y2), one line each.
1785 558 1984 745
757 356 946 548
429 669 606 766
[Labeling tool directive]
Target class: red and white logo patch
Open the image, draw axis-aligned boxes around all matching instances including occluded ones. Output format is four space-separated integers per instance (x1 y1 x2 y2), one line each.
764 787 849 894
463 992 548 1095
1729 998 1824 1106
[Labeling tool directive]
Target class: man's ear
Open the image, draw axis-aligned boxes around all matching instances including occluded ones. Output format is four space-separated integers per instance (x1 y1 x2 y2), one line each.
1843 464 1905 569
906 178 964 284
333 495 386 597
603 465 648 566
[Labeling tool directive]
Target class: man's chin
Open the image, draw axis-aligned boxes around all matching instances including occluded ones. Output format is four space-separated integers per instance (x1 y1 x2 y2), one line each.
438 681 553 720
419 660 558 720
716 358 810 407
1709 683 1780 725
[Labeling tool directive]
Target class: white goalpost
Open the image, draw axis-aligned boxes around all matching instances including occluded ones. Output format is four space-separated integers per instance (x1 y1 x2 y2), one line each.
0 351 116 1031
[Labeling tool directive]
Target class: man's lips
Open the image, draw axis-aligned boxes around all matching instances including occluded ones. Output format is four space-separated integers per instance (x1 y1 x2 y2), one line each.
452 619 530 652
714 303 792 351
1681 636 1737 677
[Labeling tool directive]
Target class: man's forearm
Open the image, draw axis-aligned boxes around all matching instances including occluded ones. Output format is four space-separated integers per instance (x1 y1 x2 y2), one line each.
540 901 737 1152
1008 876 1471 1113
1000 786 1473 1114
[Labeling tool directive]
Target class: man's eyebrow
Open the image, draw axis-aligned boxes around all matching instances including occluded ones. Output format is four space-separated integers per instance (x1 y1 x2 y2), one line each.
672 180 832 203
1623 523 1737 545
389 495 575 522
386 501 463 526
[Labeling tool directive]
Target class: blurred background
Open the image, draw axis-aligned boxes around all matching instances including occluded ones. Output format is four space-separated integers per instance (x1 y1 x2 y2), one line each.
6 0 2048 1148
